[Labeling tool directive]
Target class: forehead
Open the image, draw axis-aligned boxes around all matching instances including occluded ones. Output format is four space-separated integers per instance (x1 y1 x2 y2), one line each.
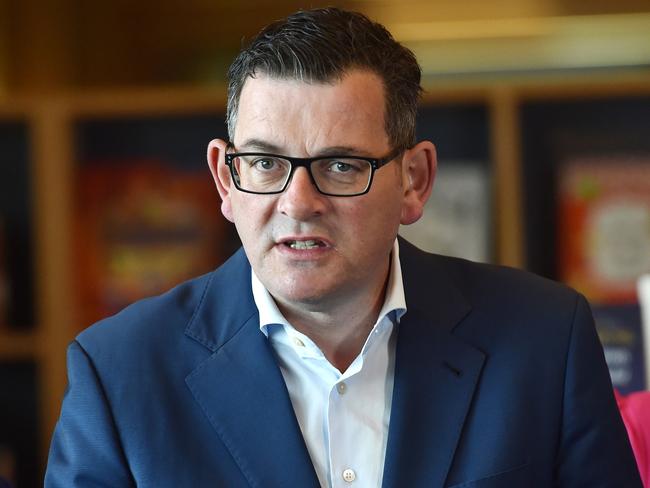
234 70 389 153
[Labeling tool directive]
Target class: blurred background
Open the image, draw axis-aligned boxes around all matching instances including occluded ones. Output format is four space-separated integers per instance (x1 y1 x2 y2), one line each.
1 1 649 486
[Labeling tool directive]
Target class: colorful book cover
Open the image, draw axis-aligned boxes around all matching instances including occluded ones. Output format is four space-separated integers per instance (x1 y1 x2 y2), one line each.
399 162 490 263
557 158 650 304
75 160 227 328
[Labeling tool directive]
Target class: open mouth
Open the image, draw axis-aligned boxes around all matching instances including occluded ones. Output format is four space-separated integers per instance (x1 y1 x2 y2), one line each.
284 239 327 250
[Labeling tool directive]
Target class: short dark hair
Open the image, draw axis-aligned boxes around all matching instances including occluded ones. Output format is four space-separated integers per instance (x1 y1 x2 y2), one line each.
226 7 422 151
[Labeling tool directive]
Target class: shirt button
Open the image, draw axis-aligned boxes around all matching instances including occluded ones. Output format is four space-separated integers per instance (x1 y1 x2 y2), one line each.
342 468 356 482
336 382 347 395
292 337 305 347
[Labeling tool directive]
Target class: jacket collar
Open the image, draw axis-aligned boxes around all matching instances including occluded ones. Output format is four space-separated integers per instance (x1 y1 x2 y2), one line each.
184 248 320 487
382 239 486 488
184 247 257 352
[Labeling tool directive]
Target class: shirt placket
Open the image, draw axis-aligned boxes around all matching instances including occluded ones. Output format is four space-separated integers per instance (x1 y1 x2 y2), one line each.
328 373 359 487
326 319 394 488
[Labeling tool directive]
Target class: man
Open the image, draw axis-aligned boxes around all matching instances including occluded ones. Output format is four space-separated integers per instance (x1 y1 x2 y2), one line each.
46 8 642 487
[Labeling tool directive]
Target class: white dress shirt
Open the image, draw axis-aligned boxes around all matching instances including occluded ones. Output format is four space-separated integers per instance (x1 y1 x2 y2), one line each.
253 240 407 488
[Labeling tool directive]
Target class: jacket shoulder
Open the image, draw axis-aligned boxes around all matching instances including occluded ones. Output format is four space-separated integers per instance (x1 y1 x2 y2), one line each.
400 239 581 311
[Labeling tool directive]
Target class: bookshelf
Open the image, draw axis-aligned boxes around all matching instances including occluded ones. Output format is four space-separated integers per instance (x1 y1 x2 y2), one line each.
0 331 38 359
0 72 649 486
0 102 40 488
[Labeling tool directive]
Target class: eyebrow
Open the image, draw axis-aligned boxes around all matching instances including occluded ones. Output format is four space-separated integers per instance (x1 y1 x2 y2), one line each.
237 139 282 153
236 138 371 157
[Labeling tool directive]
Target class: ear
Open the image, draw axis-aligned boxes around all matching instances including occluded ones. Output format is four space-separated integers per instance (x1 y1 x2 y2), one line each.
207 138 235 223
399 141 437 225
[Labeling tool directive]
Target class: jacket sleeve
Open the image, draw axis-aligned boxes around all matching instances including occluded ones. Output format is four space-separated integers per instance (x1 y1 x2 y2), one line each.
556 294 643 487
44 340 135 487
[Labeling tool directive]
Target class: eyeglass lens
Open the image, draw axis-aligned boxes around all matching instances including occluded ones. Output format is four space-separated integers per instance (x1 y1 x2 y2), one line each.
231 155 373 195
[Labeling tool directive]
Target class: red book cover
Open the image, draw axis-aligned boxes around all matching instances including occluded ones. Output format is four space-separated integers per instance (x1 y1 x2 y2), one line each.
75 160 227 329
557 158 650 304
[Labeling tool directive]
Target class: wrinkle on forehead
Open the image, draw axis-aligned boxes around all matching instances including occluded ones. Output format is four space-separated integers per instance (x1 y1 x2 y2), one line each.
234 70 389 157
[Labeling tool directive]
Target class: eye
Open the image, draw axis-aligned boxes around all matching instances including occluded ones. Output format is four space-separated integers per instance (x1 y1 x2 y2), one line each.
327 160 362 173
252 158 278 170
333 161 352 173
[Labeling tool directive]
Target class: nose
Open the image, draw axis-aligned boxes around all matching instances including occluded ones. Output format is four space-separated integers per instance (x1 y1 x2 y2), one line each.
276 167 328 220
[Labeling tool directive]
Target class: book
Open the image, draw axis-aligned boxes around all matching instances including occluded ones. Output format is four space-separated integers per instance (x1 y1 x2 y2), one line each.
75 160 227 328
592 304 646 394
557 158 650 304
399 162 490 262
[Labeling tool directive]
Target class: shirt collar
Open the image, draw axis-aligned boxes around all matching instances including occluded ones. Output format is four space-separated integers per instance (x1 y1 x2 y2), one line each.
253 239 407 337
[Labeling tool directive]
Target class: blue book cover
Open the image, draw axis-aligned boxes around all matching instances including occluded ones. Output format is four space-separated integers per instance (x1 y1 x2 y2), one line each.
592 303 646 394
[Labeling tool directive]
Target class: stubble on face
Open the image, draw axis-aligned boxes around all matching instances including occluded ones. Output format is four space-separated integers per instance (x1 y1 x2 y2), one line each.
229 70 405 315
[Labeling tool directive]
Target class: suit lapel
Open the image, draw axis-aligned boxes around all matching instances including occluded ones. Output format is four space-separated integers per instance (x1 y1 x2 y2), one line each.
184 249 320 487
382 241 486 488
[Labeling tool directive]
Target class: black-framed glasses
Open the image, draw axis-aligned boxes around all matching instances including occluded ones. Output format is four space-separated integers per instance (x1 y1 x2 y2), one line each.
224 146 402 197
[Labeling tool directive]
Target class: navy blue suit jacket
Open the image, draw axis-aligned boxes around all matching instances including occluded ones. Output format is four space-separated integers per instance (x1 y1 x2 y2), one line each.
46 240 642 487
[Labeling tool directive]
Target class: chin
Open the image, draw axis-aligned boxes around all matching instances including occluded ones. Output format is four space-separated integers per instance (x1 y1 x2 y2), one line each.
270 279 334 305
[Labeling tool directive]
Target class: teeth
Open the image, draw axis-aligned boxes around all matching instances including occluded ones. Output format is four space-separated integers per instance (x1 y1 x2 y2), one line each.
289 240 321 250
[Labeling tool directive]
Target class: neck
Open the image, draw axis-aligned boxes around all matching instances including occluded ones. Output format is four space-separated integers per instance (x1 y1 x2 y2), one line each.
275 263 390 372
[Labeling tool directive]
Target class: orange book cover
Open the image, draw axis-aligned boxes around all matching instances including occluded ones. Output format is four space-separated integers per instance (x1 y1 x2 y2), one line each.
557 158 650 304
75 160 228 329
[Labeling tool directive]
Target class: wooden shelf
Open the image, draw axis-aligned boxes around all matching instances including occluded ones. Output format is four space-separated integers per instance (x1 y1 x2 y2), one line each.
0 330 39 360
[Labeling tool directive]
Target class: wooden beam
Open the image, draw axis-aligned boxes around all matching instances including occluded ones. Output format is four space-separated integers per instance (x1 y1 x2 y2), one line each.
489 87 525 268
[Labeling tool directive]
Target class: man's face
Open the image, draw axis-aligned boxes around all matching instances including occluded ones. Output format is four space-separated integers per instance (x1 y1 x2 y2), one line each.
215 70 413 309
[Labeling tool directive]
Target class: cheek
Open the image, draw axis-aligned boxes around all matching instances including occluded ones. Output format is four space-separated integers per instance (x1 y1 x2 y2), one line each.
231 209 265 267
230 194 272 240
340 198 401 247
363 181 404 227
